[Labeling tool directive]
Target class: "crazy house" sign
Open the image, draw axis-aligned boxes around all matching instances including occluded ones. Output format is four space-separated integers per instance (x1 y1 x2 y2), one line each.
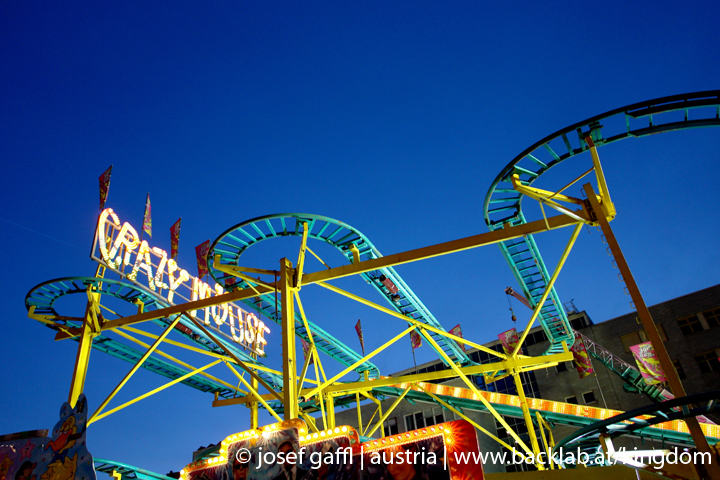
92 208 270 356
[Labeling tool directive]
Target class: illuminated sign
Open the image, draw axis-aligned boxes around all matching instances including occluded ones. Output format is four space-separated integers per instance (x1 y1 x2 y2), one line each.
93 208 270 355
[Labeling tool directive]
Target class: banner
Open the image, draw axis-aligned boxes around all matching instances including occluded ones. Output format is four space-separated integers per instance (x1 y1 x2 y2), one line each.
498 328 519 354
570 332 594 378
301 338 314 365
195 240 210 279
170 218 181 259
449 323 466 352
630 342 667 385
142 193 152 237
411 330 422 349
355 319 365 356
99 165 112 210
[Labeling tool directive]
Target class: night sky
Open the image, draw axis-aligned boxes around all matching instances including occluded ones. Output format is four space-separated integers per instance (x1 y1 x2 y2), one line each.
1 0 719 475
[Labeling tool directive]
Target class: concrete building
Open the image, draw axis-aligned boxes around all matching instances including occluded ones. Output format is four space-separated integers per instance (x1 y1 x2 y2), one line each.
331 284 720 473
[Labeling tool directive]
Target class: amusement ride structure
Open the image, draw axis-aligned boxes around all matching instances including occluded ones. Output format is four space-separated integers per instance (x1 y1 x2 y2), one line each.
11 90 720 480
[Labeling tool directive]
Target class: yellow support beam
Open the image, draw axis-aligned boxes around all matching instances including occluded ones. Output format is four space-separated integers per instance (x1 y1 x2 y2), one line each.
295 222 309 288
513 371 544 469
512 223 582 357
112 328 248 395
315 281 507 360
303 325 417 400
223 361 283 423
302 212 586 286
186 315 284 403
89 360 222 424
280 258 298 419
536 412 556 469
89 316 181 423
418 327 534 456
55 284 275 340
366 386 411 437
419 386 515 452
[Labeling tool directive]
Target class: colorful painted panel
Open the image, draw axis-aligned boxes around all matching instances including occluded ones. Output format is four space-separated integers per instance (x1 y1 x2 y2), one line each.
0 394 95 480
360 419 484 480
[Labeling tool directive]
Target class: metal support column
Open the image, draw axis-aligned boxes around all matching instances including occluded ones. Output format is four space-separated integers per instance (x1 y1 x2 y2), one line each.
584 183 719 479
280 258 298 419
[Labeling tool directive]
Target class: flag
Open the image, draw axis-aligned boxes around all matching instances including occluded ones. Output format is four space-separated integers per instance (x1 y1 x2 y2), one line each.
355 319 365 356
498 328 519 355
449 323 466 352
142 193 152 237
170 218 181 259
630 342 666 385
301 339 314 365
195 240 210 278
99 165 112 209
570 332 594 378
410 330 422 349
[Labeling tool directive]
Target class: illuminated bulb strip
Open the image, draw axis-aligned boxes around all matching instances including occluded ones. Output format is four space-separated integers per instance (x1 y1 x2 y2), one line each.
299 427 354 445
362 425 447 452
388 382 720 438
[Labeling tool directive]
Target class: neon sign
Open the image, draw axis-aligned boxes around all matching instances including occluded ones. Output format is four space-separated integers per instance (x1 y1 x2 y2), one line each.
94 208 270 355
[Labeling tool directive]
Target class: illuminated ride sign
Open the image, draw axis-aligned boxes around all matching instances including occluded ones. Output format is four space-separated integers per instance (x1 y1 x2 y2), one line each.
92 208 270 356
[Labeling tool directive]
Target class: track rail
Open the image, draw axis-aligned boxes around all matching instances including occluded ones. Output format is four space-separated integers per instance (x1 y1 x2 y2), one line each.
209 213 471 374
484 91 720 355
25 276 282 396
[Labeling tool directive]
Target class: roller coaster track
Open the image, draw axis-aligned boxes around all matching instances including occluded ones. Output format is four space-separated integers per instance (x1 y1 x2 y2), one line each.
208 214 471 375
484 91 720 355
94 458 177 480
25 277 282 397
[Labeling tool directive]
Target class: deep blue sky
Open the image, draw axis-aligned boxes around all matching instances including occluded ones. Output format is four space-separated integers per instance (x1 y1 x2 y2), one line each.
1 0 719 475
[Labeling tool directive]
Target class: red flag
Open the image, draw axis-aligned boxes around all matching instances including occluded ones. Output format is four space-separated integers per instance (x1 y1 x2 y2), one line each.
630 342 667 385
142 193 152 237
99 165 112 210
170 218 181 259
449 323 466 352
570 332 594 378
301 339 314 365
498 328 520 355
355 319 365 356
195 240 210 278
410 330 422 349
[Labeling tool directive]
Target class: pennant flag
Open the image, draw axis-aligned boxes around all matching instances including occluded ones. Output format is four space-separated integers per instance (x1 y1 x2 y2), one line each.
301 339 314 365
170 218 181 259
410 329 422 349
99 165 113 210
630 342 667 385
498 328 520 355
225 275 236 286
355 319 365 356
449 323 466 352
195 240 210 279
142 193 152 237
570 332 594 378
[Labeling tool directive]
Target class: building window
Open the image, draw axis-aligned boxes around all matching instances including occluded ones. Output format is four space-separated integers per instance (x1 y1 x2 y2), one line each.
405 414 415 432
565 395 578 405
672 359 686 380
694 351 720 374
620 326 667 352
703 307 720 328
405 408 444 431
383 417 399 435
556 361 568 373
678 315 703 336
582 391 596 404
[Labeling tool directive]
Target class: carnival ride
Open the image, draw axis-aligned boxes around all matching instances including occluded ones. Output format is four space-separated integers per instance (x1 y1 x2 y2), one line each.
16 90 720 480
